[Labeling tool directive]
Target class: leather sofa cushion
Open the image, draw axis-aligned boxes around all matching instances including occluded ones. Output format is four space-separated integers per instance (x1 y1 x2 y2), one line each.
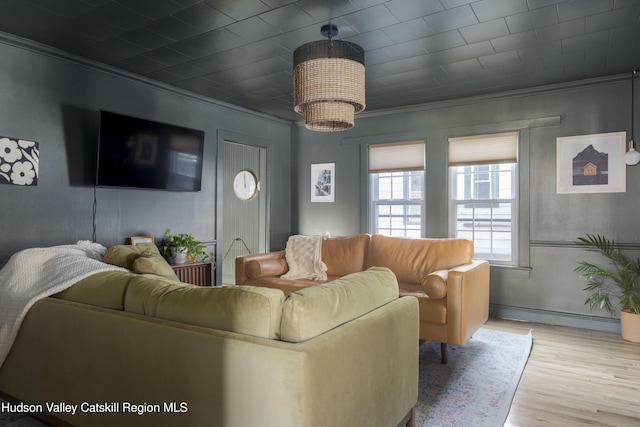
280 267 398 343
367 235 473 284
399 283 447 325
427 239 474 270
125 277 286 339
240 275 340 296
322 234 370 277
246 259 288 279
422 270 447 299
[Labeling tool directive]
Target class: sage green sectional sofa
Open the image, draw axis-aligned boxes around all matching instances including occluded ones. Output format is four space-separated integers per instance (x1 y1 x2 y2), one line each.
0 261 419 427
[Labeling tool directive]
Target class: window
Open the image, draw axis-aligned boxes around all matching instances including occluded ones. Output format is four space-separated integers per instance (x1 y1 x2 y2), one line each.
449 132 518 264
371 171 423 237
369 142 424 237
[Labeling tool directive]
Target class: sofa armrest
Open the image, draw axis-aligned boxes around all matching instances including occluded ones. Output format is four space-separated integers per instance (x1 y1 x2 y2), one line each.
236 251 287 284
444 259 490 345
421 270 448 299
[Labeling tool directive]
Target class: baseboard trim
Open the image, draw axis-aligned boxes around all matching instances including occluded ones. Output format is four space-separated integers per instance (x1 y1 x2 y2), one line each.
490 304 621 334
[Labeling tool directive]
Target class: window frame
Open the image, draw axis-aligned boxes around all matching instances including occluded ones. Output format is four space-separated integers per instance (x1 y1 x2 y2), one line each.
367 140 426 238
447 131 520 266
449 163 518 265
370 170 424 237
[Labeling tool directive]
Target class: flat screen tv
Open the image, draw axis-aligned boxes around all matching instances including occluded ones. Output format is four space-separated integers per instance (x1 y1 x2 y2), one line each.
96 111 205 192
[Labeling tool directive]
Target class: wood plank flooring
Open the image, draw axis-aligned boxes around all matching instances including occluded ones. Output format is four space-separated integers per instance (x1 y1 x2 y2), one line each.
483 318 640 427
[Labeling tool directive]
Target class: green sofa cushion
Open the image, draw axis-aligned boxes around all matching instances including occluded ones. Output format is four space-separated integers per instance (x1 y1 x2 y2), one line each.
132 255 179 282
125 278 286 339
104 243 179 282
280 267 399 343
53 271 132 310
123 276 192 316
104 243 159 269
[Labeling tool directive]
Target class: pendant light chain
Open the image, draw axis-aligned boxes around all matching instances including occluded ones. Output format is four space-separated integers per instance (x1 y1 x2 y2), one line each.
632 69 636 142
624 68 640 166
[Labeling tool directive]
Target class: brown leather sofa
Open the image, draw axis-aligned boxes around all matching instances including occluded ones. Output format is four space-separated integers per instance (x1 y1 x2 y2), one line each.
236 234 490 363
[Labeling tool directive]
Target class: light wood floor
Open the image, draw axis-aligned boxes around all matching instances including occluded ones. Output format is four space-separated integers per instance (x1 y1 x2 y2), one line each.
483 318 640 427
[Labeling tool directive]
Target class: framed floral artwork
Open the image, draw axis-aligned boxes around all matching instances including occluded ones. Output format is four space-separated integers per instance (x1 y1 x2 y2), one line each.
0 137 39 186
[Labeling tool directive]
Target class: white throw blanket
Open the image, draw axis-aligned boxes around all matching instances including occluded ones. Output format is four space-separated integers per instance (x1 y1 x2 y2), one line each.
0 241 127 367
281 233 329 281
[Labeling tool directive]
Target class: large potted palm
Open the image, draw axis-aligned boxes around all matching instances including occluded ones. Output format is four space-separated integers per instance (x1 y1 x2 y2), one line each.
575 234 640 342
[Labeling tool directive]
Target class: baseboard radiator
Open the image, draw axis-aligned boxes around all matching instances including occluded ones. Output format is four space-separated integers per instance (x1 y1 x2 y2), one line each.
171 262 213 287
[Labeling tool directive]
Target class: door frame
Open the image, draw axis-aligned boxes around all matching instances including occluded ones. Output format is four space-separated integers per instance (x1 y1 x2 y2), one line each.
216 129 270 286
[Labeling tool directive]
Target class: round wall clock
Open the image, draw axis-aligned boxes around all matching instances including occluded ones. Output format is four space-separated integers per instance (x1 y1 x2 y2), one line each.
233 170 258 200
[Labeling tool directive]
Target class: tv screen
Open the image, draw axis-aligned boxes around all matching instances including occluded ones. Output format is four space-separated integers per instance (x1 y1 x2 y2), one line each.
96 111 205 192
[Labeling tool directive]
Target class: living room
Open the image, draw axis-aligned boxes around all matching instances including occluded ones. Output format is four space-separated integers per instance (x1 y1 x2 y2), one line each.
0 1 639 426
1 0 638 331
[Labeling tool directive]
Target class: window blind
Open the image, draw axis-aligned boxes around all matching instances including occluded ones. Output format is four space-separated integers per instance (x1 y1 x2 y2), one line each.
448 132 518 166
369 141 425 173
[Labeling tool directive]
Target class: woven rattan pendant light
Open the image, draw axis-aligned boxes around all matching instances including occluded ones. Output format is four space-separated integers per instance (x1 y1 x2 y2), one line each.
293 24 365 132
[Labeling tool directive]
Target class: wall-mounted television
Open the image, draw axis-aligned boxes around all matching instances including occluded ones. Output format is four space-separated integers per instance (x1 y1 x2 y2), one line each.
96 111 205 192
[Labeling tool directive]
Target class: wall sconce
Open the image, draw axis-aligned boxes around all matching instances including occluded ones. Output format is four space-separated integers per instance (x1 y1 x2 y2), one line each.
293 24 365 132
624 69 639 166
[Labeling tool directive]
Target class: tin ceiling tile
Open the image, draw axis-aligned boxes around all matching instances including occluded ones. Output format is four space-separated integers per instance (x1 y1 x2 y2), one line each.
0 0 636 121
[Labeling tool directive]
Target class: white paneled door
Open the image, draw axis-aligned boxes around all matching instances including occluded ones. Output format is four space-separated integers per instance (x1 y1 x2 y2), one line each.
220 141 268 285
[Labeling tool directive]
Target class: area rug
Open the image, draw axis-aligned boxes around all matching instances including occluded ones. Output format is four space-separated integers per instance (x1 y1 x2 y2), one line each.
415 327 532 427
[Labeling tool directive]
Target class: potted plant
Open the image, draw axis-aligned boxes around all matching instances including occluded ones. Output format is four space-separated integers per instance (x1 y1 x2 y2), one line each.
575 233 640 342
162 229 215 265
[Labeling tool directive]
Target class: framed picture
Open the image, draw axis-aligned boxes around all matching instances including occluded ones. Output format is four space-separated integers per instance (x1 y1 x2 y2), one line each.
311 163 335 202
134 133 157 165
556 132 626 194
130 236 155 245
0 137 39 186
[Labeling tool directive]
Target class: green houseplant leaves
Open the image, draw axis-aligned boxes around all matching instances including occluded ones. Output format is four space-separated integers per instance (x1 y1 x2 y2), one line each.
162 229 215 264
575 234 640 316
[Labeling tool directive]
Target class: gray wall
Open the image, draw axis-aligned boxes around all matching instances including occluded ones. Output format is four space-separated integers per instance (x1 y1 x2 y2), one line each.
292 77 640 333
0 36 292 270
3 32 637 332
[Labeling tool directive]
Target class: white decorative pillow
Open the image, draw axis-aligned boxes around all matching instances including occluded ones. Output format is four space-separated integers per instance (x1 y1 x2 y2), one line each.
281 234 327 281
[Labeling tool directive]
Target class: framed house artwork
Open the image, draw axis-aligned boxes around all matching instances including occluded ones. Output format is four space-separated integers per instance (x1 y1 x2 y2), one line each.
134 133 158 166
556 132 626 194
311 163 335 202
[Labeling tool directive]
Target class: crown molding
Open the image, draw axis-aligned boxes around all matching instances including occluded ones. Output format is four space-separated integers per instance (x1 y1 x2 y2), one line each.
293 72 631 128
0 30 627 130
0 31 291 126
357 73 630 120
